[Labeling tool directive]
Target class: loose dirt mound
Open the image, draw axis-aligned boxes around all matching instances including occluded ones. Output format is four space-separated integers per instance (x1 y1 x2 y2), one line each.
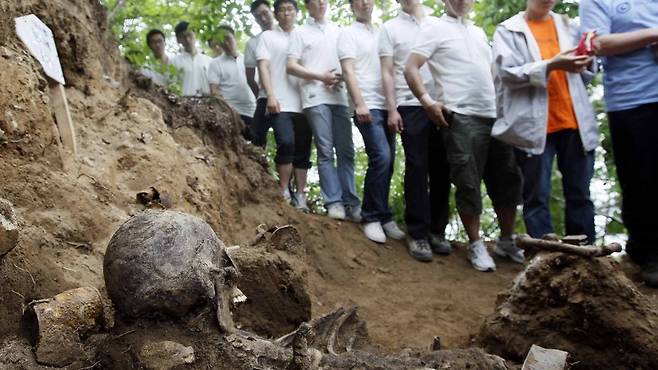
477 253 658 369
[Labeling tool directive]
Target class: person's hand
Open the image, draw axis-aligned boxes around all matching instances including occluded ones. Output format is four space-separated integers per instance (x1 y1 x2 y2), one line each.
548 48 592 73
355 103 372 124
426 102 450 128
266 96 281 115
387 109 403 133
320 69 342 87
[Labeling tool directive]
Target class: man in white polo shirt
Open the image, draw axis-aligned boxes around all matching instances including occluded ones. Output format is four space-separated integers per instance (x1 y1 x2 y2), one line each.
286 0 361 222
404 0 524 272
208 25 257 139
245 0 274 147
256 0 313 211
338 0 405 243
170 21 213 96
379 0 451 262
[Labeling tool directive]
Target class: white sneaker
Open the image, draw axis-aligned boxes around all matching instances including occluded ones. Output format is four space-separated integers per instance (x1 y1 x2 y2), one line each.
346 205 362 223
282 188 292 203
327 203 346 220
292 192 310 213
363 222 386 244
494 237 525 264
468 240 496 272
382 221 405 240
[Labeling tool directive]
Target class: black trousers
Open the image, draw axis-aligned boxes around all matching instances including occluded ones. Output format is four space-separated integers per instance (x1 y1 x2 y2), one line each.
608 102 658 264
249 98 270 148
398 106 451 240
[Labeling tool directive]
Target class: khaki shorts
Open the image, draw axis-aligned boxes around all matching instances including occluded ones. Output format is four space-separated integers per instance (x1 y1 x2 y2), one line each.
441 113 523 215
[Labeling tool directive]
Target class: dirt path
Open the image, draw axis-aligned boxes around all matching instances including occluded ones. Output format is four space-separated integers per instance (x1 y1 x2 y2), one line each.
297 215 524 351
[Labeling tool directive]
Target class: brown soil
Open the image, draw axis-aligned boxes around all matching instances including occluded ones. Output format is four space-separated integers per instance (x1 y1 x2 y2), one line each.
1 0 657 369
477 253 658 369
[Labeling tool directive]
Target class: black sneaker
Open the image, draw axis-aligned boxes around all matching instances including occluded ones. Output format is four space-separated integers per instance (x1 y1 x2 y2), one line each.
408 239 433 262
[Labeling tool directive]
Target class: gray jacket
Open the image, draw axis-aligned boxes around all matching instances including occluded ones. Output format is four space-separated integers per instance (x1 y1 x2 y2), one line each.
491 12 599 155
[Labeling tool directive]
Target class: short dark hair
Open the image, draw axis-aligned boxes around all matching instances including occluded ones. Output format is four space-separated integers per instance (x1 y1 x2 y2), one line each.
146 29 165 46
174 21 190 36
250 0 271 13
218 25 235 36
273 0 298 13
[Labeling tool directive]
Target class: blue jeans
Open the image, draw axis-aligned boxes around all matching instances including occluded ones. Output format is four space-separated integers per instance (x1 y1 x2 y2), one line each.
516 129 595 243
304 104 360 208
355 109 396 223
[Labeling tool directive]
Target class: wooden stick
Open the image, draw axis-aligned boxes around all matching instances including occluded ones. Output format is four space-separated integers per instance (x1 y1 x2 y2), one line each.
516 234 622 258
48 80 77 156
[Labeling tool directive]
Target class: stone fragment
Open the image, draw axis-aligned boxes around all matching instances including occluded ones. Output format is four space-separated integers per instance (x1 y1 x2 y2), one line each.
0 198 19 257
522 344 568 370
138 341 195 370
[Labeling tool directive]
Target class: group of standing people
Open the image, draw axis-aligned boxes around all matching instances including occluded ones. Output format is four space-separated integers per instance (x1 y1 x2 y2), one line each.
140 0 658 286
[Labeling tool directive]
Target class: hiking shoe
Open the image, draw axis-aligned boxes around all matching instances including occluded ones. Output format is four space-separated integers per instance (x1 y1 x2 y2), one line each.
468 239 496 272
346 204 362 223
327 203 346 220
408 239 433 263
282 188 292 203
382 221 405 240
641 261 658 288
363 222 386 244
428 233 452 255
494 236 525 264
292 192 310 213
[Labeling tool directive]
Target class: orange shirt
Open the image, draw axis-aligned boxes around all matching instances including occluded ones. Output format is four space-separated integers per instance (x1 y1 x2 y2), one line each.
527 17 579 134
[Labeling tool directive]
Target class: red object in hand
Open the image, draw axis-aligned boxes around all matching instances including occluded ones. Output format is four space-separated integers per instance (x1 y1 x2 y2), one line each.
576 31 597 56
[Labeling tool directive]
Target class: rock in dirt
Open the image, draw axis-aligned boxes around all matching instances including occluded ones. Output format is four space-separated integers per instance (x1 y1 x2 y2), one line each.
104 210 238 329
522 344 568 370
231 246 311 337
24 287 106 367
0 198 19 257
138 341 195 370
477 253 658 369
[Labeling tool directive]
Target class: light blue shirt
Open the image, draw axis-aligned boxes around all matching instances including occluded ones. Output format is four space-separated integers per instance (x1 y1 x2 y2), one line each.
580 0 658 112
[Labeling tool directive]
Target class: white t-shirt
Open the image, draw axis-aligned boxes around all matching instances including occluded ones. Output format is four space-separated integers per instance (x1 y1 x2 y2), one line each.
139 66 168 86
412 16 496 118
287 18 349 109
170 51 213 96
337 22 386 110
244 34 266 100
379 9 438 107
256 26 303 113
208 53 257 117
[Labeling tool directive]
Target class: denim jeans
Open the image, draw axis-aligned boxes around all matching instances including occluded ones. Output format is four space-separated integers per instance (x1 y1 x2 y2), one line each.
609 102 658 264
398 106 451 240
355 109 396 223
515 129 595 243
270 112 312 169
304 104 360 208
249 98 269 148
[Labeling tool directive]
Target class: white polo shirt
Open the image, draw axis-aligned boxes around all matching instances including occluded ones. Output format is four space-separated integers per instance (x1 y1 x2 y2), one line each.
337 22 386 110
244 34 267 100
379 9 438 107
208 53 257 117
287 18 349 109
412 15 496 118
170 51 213 96
256 26 303 113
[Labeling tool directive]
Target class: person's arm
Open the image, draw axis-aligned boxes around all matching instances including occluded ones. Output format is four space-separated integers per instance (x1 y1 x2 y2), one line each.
404 53 449 128
340 58 371 124
287 57 341 86
493 27 590 90
380 56 403 133
285 30 340 86
246 67 259 97
257 59 280 114
210 83 222 97
593 28 658 56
